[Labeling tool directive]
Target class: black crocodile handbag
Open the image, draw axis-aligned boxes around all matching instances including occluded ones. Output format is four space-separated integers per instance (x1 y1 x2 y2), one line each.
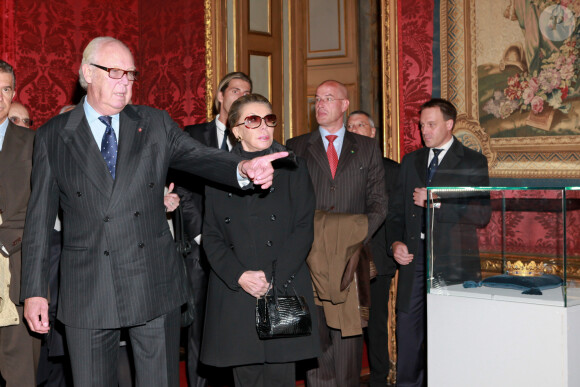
255 261 312 339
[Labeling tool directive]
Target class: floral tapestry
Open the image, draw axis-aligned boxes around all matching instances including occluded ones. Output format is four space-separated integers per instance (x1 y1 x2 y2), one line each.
480 0 580 137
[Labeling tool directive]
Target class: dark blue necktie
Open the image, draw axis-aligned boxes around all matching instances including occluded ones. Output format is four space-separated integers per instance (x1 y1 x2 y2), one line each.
426 148 442 185
98 116 118 179
220 129 229 151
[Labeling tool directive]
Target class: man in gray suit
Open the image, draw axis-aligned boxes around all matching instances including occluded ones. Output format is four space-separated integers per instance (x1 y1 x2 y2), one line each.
21 36 285 387
286 80 387 387
0 60 38 387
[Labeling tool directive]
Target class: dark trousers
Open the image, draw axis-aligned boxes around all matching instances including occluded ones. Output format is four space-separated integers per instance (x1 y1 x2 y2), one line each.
396 255 426 387
185 248 209 387
367 274 393 387
37 229 73 387
306 306 363 387
233 362 295 387
65 307 181 387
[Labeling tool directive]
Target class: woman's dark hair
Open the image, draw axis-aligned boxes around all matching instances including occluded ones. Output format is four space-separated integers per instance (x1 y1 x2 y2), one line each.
227 93 272 129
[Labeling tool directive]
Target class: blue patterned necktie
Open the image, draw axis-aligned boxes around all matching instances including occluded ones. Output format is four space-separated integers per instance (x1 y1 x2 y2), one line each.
426 148 442 185
98 116 118 179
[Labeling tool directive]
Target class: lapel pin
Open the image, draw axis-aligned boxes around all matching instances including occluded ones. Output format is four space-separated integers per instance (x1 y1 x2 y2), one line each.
351 150 355 154
138 128 142 132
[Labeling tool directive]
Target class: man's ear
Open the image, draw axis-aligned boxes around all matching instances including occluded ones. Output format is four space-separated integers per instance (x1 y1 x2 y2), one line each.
446 119 454 132
371 127 376 138
342 99 350 113
81 63 93 84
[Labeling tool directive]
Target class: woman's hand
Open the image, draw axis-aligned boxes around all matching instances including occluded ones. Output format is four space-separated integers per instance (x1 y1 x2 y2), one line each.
238 270 270 298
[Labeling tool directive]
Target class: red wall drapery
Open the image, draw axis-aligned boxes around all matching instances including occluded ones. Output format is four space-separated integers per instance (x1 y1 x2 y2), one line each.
1 0 207 129
398 0 434 158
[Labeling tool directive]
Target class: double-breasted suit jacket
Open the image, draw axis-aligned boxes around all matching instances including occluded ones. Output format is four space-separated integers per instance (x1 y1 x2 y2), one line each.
0 122 35 306
286 130 387 240
21 103 243 329
386 137 490 311
200 143 321 367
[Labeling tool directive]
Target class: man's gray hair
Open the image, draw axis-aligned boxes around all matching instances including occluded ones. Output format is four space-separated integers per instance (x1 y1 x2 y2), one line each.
0 60 16 89
348 110 375 128
78 37 131 90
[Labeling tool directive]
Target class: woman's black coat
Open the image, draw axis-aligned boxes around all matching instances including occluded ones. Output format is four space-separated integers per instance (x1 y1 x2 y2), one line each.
200 143 321 367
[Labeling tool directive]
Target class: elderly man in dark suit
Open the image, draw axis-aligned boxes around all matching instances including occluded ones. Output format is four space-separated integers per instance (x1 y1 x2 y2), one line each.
171 71 251 387
386 98 490 387
286 80 387 387
20 36 285 387
347 110 399 387
0 60 38 386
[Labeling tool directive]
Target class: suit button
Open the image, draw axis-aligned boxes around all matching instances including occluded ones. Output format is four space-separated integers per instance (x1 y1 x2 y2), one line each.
411 214 416 218
224 217 231 224
104 251 110 256
138 242 145 248
410 236 415 240
269 187 275 192
76 192 82 197
229 244 234 250
330 186 336 191
228 193 233 197
104 216 110 222
148 182 155 188
270 214 276 221
134 212 140 217
266 240 273 247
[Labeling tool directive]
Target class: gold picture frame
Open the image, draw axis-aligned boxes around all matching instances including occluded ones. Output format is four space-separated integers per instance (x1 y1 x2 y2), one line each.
441 0 580 179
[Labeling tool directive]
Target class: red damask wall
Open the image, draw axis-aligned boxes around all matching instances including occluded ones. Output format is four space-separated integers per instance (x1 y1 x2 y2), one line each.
398 0 434 157
1 0 206 129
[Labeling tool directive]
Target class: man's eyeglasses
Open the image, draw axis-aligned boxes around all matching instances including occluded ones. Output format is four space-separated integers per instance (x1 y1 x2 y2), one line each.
315 96 344 104
347 122 369 129
235 114 277 129
9 116 32 127
91 64 139 81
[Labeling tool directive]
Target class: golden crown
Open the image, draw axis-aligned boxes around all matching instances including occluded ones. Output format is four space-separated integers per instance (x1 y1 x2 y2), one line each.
506 260 545 277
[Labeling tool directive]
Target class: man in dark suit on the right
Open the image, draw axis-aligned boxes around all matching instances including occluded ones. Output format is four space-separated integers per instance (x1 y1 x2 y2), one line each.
386 98 490 387
173 71 251 387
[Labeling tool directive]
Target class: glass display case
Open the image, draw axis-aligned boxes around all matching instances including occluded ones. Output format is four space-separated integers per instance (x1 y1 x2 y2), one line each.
426 187 580 307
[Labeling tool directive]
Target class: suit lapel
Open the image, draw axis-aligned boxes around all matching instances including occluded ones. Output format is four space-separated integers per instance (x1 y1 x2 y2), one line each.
432 137 463 185
335 131 358 178
59 106 114 198
307 131 334 179
0 122 26 165
205 121 218 148
108 106 147 209
414 147 430 185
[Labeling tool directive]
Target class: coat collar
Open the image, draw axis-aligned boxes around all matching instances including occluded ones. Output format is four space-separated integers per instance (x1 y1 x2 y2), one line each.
414 136 465 185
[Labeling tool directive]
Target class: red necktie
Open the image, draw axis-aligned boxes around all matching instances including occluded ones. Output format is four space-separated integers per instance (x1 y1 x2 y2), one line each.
326 135 338 179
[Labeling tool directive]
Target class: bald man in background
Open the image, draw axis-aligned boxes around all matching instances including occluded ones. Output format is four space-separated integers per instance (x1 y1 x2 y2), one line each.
8 101 32 128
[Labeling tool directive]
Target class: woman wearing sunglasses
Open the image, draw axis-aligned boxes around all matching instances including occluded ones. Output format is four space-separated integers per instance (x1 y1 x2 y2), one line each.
200 94 321 386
